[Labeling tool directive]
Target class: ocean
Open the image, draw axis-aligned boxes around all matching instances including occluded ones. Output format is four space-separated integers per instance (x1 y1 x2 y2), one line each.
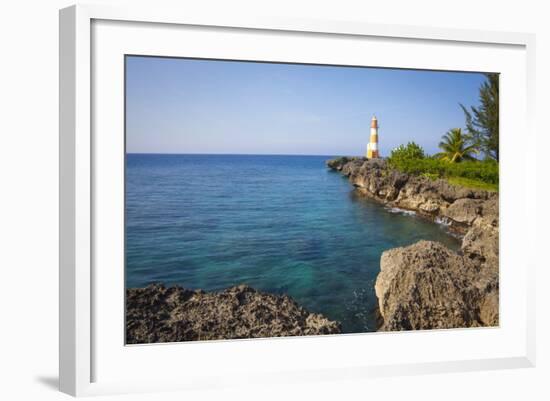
125 154 460 333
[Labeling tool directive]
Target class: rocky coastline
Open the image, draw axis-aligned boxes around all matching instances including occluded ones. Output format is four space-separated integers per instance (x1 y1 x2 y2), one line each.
127 284 341 344
127 157 499 342
327 156 499 331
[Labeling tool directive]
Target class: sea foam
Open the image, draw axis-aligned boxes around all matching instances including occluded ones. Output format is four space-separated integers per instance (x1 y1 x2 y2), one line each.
385 207 416 216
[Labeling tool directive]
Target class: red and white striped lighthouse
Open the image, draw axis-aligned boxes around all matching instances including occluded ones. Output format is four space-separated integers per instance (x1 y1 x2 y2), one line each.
366 115 380 158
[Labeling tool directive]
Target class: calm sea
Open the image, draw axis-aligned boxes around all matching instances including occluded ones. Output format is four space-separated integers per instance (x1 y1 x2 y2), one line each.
125 154 460 333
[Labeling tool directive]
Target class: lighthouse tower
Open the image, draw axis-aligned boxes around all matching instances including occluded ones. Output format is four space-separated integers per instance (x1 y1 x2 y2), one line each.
366 115 380 158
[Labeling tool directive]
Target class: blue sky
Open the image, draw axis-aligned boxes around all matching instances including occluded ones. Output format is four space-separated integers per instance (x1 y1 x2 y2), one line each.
126 56 486 156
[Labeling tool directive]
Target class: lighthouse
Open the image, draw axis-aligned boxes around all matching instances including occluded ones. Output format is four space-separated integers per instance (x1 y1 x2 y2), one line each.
366 115 380 158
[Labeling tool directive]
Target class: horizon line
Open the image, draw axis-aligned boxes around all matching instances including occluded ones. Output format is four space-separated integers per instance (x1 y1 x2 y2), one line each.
125 152 362 157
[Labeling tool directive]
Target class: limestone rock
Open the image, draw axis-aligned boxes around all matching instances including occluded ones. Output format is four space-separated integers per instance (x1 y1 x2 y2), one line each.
375 241 498 331
443 198 484 225
126 284 341 344
461 223 499 269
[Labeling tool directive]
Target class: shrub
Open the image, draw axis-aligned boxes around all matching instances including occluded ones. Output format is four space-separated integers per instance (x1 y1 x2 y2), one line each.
422 172 439 181
388 157 498 185
389 142 425 162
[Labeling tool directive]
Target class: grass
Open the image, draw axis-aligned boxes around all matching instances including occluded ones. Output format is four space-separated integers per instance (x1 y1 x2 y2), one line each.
446 176 499 192
388 155 499 193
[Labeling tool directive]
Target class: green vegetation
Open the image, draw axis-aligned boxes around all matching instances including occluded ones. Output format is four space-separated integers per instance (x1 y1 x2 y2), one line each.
389 142 425 162
388 156 498 186
386 74 499 192
421 172 439 181
461 73 499 161
435 128 479 162
447 176 498 192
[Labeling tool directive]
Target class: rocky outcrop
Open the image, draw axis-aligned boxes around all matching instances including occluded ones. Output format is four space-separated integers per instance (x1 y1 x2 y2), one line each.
327 157 499 330
375 241 498 330
328 157 497 234
127 284 341 344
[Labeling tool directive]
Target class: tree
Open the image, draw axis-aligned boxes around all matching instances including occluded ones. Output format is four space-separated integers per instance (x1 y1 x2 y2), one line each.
436 128 479 163
460 73 499 161
389 142 425 162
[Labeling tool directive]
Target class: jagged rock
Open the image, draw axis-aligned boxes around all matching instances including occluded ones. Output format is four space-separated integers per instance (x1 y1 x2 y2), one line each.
443 198 483 225
419 199 441 213
326 157 349 171
126 284 341 344
327 157 495 224
375 241 498 331
479 291 499 326
326 156 366 173
461 223 499 269
478 197 499 227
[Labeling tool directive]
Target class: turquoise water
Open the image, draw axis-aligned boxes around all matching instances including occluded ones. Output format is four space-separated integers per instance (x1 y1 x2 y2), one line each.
126 154 460 333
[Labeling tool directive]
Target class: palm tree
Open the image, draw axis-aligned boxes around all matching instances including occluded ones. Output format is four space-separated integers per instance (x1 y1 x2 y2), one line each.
436 128 479 163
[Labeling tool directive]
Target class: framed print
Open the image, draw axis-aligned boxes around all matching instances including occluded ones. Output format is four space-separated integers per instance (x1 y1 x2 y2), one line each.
59 4 536 396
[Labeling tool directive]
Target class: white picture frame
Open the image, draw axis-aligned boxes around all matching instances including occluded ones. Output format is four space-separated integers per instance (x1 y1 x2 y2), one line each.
59 4 536 397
